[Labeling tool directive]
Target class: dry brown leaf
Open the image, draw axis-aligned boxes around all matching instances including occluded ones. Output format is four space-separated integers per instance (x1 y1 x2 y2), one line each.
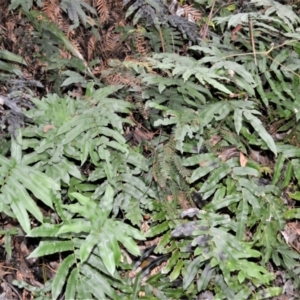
249 149 271 165
209 135 222 146
0 262 12 277
239 152 248 167
218 146 239 162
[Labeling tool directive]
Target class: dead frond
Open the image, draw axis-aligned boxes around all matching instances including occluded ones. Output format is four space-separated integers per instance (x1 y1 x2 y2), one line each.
95 0 110 25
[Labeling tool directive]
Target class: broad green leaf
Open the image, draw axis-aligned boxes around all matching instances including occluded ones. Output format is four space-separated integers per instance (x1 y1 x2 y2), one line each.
0 50 27 65
113 220 145 240
79 232 98 263
8 187 31 234
98 231 116 276
0 60 22 76
28 224 61 237
197 264 214 291
0 155 11 169
169 259 183 281
182 153 216 166
12 166 59 208
92 85 123 100
111 228 140 256
289 191 300 201
85 280 106 300
242 188 261 217
81 264 116 298
57 219 92 235
291 159 300 182
61 70 87 87
284 208 300 219
145 221 169 238
200 164 231 193
254 287 282 298
100 184 114 217
272 153 285 185
190 161 221 183
52 254 76 300
238 260 274 284
270 49 290 70
232 167 260 177
132 273 142 300
281 160 293 189
11 136 22 163
234 108 243 134
28 240 74 258
277 144 300 158
236 198 248 240
163 249 180 273
8 178 43 223
243 111 277 156
206 194 241 211
183 256 202 289
60 158 82 179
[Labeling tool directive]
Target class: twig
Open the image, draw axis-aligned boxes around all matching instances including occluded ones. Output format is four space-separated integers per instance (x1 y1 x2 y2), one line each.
201 0 216 40
249 16 257 66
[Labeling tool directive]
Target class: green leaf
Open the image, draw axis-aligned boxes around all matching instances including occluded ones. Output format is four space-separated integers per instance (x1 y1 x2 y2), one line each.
110 227 141 257
132 273 142 300
98 231 116 276
81 264 116 298
57 219 92 235
232 167 260 177
8 178 43 223
289 191 300 201
183 256 202 289
163 249 180 273
28 240 74 258
65 269 77 300
284 208 300 219
200 164 231 193
28 224 61 237
197 264 214 291
0 60 23 76
145 221 169 238
272 153 285 185
190 160 221 183
206 194 241 211
52 254 76 300
254 287 282 298
0 50 27 65
100 184 114 217
281 160 293 189
11 135 22 163
80 232 98 263
169 259 183 281
9 189 31 234
243 111 277 156
12 166 58 208
234 108 243 134
236 198 248 240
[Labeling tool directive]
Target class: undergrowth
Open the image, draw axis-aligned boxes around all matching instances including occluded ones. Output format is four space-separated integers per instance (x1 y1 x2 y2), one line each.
1 0 300 299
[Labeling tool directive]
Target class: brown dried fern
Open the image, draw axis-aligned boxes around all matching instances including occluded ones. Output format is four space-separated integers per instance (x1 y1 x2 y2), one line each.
95 0 110 25
87 35 97 61
134 27 149 58
182 5 201 22
42 0 60 22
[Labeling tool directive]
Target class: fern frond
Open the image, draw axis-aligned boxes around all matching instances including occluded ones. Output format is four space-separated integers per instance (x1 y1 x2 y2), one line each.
95 0 110 24
42 0 60 22
134 26 149 57
87 35 96 61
